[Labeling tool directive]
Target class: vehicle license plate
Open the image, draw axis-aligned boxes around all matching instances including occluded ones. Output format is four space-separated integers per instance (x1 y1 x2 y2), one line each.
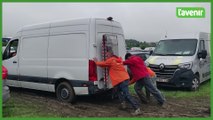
157 78 169 82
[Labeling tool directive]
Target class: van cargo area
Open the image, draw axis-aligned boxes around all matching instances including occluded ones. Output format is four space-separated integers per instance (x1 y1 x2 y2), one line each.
3 17 126 102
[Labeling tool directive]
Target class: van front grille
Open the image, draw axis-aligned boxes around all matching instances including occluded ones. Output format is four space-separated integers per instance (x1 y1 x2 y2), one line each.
149 64 178 79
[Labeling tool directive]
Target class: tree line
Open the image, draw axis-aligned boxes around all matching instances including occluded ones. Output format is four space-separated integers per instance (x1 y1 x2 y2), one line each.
125 39 157 50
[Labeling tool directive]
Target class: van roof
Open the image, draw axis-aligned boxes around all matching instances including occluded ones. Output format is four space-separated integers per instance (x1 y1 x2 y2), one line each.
20 18 121 32
161 32 210 40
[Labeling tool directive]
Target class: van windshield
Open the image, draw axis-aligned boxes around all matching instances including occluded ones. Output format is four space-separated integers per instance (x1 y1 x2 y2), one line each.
153 39 197 56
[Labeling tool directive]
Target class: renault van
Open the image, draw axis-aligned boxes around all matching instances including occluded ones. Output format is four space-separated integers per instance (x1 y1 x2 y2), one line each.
146 32 210 90
3 17 126 102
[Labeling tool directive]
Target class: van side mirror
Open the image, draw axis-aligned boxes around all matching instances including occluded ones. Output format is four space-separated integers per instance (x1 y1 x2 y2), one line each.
198 50 207 59
149 50 153 55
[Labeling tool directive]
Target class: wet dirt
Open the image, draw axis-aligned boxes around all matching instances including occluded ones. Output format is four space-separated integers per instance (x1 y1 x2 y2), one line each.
7 88 210 117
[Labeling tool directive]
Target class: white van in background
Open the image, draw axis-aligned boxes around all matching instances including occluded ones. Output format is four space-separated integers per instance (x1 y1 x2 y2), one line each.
3 17 126 102
144 47 155 51
146 32 211 90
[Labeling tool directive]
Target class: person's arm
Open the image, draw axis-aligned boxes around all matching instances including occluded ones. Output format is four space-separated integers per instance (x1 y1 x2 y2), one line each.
96 61 109 67
123 58 134 65
95 58 112 67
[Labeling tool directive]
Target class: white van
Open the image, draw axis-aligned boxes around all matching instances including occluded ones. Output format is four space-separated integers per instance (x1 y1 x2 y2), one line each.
3 17 126 102
146 32 210 90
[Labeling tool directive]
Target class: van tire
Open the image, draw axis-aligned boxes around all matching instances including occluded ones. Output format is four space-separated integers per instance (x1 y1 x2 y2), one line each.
56 82 76 103
189 75 200 91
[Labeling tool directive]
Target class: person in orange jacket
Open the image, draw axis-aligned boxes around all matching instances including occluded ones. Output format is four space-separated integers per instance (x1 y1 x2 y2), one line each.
146 67 158 100
147 67 157 86
94 49 141 115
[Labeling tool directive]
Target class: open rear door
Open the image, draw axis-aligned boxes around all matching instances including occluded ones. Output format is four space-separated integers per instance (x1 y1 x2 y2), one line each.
101 34 119 89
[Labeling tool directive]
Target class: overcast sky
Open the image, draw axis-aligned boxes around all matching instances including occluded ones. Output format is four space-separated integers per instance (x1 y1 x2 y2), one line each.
3 3 210 42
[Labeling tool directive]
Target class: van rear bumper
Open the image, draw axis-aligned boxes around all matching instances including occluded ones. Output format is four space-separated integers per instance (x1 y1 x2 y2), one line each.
157 68 195 88
88 84 101 94
67 80 109 95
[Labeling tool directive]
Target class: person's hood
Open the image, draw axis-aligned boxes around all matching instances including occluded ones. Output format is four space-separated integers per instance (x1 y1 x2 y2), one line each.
112 55 122 63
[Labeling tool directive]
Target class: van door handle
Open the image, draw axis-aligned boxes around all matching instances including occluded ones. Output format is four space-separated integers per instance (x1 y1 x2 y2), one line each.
13 61 17 64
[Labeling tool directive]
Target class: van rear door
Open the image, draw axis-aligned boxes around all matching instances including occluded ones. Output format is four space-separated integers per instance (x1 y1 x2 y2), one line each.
98 34 119 89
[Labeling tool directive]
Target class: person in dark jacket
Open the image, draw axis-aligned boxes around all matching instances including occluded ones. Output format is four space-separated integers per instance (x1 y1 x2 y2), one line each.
124 53 165 106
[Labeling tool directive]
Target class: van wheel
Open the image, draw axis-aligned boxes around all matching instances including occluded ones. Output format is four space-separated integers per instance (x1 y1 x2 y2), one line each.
190 75 200 91
56 82 75 103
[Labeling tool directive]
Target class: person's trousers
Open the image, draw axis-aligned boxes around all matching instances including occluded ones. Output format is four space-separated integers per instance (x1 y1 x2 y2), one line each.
134 77 165 104
146 77 157 100
116 80 140 110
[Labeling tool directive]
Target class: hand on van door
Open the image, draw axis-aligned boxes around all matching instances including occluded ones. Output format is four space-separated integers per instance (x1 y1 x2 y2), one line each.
94 58 111 67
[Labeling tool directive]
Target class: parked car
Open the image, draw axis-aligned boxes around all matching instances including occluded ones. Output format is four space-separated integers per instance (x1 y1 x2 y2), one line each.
2 65 10 104
131 47 142 51
129 50 150 61
144 47 155 51
146 32 210 90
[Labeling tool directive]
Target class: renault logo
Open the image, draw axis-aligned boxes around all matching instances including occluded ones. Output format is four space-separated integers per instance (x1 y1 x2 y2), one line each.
159 63 165 70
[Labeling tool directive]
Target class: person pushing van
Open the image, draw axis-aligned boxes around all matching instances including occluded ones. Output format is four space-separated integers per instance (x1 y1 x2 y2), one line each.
128 66 157 103
93 49 141 115
124 53 166 106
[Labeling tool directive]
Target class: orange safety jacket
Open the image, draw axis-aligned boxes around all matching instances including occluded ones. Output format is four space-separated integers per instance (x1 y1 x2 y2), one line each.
147 67 156 77
96 56 130 87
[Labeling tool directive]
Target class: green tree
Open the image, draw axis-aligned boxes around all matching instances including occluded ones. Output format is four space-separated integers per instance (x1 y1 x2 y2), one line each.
126 39 157 50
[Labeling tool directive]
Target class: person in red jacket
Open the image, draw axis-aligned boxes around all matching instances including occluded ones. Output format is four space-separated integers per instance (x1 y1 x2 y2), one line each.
129 67 157 102
124 53 165 106
94 49 141 115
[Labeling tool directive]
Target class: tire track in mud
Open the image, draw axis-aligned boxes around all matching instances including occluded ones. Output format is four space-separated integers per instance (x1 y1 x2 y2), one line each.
9 88 210 117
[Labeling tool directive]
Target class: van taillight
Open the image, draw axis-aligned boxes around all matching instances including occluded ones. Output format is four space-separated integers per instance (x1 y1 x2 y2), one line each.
2 66 8 80
89 60 97 81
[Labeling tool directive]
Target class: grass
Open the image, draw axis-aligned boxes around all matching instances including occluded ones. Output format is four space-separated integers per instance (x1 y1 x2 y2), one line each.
3 93 60 118
3 80 210 117
161 81 210 99
129 80 210 99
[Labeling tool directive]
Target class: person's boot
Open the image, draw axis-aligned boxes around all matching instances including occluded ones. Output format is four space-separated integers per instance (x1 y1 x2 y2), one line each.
139 96 148 104
120 101 127 109
137 91 148 104
131 108 142 116
158 102 167 109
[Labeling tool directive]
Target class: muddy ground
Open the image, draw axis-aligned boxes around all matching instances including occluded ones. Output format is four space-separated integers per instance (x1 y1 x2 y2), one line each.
4 88 210 117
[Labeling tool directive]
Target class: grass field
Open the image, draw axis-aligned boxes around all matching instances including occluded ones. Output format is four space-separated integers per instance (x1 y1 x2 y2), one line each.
129 80 210 99
3 94 60 117
3 80 211 117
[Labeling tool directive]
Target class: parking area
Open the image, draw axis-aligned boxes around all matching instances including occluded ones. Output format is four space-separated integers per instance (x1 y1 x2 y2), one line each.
3 81 210 117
